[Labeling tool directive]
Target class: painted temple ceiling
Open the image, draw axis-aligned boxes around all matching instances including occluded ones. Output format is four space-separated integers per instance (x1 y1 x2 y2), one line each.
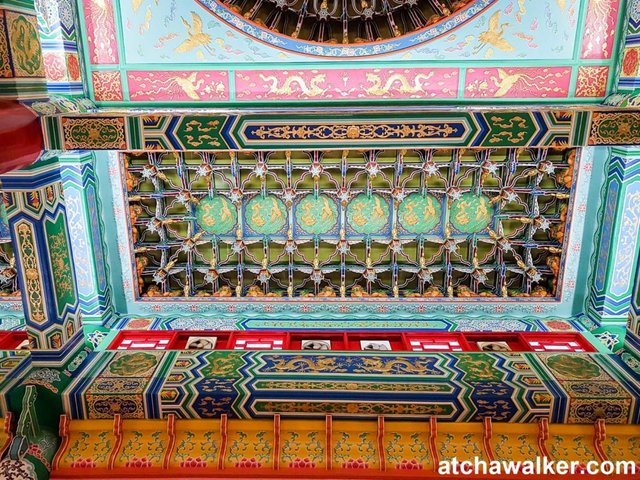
79 0 623 103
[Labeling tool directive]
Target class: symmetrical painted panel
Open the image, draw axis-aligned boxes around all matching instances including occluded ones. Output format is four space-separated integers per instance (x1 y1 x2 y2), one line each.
123 148 573 301
100 146 596 319
76 0 622 104
39 109 640 152
52 416 640 477
63 350 640 424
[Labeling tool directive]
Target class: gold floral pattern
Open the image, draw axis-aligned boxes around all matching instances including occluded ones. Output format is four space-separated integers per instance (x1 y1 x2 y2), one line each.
16 222 45 324
589 112 640 145
280 429 325 469
575 66 609 97
62 117 127 150
333 429 378 470
171 428 220 468
91 71 124 101
225 428 273 469
250 122 457 141
115 425 167 468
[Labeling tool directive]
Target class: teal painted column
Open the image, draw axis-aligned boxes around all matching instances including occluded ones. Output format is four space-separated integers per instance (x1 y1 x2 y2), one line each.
0 158 82 357
59 152 113 330
588 147 640 351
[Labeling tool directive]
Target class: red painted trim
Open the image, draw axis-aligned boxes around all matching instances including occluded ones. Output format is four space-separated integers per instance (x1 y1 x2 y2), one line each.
51 467 530 479
428 417 439 471
273 414 281 470
594 419 608 462
325 415 332 471
0 101 42 174
109 415 123 470
537 418 550 458
163 414 176 469
377 416 385 472
52 415 69 470
218 414 228 471
482 417 494 462
109 330 595 353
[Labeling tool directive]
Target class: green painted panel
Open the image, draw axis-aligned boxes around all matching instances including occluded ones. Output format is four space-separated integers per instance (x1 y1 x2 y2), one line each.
44 213 76 317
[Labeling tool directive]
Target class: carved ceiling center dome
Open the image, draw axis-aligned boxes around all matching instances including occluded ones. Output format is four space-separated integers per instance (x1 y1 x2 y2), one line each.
198 0 494 56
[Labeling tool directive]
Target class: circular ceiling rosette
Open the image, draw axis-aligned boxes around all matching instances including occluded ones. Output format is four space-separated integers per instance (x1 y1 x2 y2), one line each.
197 0 496 57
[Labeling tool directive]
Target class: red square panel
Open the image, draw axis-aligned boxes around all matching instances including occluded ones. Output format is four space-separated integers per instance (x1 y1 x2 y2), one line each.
526 340 586 352
233 335 286 350
407 336 464 352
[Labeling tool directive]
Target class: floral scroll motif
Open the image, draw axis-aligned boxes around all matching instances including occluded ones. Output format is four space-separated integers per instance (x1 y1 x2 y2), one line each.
44 52 67 81
226 431 273 468
280 431 325 469
62 117 127 150
575 67 609 98
16 222 45 324
91 71 123 102
172 430 219 468
589 113 640 145
249 123 458 141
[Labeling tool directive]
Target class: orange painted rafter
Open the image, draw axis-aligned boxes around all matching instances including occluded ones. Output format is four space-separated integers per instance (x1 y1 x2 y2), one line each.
50 415 640 479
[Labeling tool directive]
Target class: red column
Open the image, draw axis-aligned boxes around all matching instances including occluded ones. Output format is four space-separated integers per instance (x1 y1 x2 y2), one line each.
0 101 43 174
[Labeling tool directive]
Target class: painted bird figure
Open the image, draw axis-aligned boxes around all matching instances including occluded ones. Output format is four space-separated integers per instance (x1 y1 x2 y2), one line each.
175 12 213 54
474 11 514 54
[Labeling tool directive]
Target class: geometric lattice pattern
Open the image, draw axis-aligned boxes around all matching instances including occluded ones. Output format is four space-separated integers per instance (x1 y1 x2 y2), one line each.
125 148 576 299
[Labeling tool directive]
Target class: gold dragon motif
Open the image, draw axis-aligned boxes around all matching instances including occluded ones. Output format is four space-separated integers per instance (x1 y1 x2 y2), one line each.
364 72 435 96
260 73 327 97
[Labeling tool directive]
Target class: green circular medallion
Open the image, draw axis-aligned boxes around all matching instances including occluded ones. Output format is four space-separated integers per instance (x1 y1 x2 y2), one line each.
196 195 237 234
246 195 287 234
546 354 602 380
450 193 493 233
398 193 441 234
109 352 158 376
347 193 389 234
296 194 338 235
